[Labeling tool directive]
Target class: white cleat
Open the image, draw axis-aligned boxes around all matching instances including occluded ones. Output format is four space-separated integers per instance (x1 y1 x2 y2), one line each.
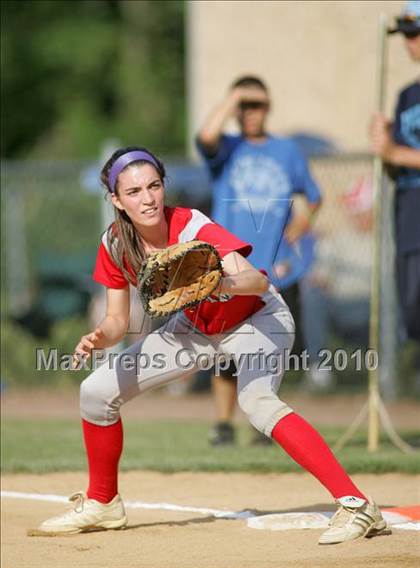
318 496 391 545
35 492 127 535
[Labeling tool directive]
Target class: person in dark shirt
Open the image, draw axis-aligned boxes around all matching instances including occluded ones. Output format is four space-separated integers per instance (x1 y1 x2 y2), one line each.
370 1 420 341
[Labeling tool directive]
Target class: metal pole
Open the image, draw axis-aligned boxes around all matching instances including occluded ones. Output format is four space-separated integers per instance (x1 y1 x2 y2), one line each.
4 187 31 316
379 175 398 400
368 13 388 452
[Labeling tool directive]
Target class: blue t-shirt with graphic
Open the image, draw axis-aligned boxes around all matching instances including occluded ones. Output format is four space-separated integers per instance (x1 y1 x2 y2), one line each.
197 134 321 288
392 81 420 191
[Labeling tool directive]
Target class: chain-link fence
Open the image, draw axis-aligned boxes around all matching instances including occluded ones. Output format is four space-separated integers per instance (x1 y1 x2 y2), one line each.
0 159 211 323
308 155 399 398
1 154 415 394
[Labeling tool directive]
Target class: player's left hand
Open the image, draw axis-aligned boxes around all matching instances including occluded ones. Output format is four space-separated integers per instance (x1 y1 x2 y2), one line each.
138 241 223 317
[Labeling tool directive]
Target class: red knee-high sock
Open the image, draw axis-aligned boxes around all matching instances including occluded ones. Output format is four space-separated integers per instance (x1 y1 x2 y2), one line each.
271 413 366 500
82 418 123 504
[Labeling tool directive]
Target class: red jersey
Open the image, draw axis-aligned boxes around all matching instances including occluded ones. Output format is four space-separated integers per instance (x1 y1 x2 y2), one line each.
93 206 265 334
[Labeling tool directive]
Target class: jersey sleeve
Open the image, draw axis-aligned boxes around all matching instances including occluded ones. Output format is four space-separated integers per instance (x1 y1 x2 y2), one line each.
195 135 238 178
195 219 252 259
93 241 129 289
291 143 322 203
177 207 252 258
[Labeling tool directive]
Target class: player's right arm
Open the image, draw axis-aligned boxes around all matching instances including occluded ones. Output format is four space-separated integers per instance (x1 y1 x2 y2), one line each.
197 91 239 153
197 86 268 152
73 287 130 364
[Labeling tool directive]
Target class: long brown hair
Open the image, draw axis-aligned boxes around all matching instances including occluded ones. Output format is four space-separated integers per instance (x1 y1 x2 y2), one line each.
100 146 166 283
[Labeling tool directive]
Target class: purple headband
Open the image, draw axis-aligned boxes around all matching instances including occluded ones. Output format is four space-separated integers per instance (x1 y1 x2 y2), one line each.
108 150 160 193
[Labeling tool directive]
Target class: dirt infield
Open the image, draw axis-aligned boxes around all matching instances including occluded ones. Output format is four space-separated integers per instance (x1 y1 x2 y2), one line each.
3 390 420 566
2 471 419 568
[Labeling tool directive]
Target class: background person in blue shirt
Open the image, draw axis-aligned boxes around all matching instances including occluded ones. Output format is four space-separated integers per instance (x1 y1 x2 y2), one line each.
370 1 420 343
197 75 322 445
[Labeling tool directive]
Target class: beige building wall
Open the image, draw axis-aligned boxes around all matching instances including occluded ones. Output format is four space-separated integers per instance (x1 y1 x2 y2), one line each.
187 0 418 155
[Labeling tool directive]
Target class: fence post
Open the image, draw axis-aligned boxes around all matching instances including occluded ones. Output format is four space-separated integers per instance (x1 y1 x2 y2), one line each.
4 186 31 316
380 175 398 400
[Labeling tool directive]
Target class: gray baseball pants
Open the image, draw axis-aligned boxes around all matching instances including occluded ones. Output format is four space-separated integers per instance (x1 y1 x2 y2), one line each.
80 285 296 436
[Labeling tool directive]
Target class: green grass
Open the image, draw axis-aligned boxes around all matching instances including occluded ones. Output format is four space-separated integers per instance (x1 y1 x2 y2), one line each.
2 418 420 475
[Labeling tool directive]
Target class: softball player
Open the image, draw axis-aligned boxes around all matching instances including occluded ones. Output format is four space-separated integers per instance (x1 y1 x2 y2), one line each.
37 147 389 544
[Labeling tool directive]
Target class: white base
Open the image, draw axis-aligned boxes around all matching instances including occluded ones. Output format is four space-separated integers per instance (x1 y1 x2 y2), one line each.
246 511 420 531
247 512 331 530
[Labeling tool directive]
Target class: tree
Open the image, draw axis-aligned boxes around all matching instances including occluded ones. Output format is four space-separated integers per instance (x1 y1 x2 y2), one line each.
1 0 185 158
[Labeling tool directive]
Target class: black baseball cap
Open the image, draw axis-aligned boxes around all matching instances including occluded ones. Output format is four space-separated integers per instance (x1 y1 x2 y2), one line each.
388 1 420 35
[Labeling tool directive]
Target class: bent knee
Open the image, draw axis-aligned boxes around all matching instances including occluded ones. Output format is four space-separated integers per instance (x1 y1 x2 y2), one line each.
80 375 121 425
238 385 293 437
